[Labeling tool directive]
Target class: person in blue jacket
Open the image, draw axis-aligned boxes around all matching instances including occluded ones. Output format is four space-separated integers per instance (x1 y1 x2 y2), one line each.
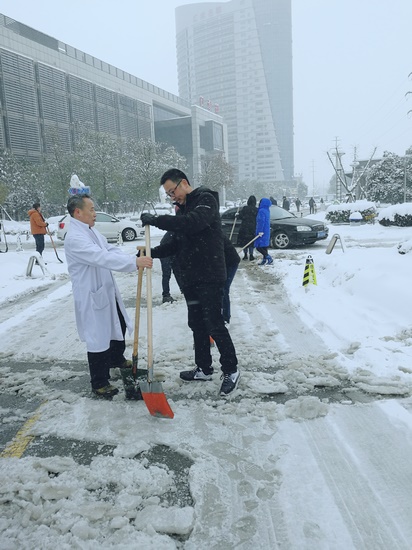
254 198 273 265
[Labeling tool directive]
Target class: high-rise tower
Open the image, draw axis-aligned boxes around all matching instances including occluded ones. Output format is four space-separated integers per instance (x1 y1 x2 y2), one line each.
176 0 294 186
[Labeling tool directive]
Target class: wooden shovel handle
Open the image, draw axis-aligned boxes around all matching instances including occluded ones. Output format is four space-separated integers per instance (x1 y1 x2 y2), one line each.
144 227 154 382
133 263 144 358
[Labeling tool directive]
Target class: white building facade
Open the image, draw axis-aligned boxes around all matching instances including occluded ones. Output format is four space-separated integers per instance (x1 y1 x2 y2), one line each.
176 0 294 186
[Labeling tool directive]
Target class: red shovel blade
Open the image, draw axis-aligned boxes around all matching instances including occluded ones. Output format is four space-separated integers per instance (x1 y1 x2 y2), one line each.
140 381 174 419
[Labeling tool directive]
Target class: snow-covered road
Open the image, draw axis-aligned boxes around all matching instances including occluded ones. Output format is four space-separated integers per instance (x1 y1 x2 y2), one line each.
1 233 412 548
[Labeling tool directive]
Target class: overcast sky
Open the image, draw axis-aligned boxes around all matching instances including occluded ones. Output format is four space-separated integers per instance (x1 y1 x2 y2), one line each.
2 0 412 194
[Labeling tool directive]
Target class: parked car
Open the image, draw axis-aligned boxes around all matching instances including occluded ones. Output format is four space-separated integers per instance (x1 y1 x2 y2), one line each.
57 212 141 241
221 205 328 249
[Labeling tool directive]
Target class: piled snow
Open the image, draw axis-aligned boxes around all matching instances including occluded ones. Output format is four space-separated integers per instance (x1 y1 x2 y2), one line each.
2 212 412 547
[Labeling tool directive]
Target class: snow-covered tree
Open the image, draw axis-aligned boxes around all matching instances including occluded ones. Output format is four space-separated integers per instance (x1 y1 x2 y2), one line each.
73 125 123 208
0 151 47 219
39 127 78 212
365 151 412 204
121 138 187 207
199 153 234 195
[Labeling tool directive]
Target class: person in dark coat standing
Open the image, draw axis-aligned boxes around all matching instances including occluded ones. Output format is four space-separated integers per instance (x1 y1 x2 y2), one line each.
237 195 258 260
309 197 316 214
159 230 182 303
254 198 273 265
140 168 240 396
282 196 290 211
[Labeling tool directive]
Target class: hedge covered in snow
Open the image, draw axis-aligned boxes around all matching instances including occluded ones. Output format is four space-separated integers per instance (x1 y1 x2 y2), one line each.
378 203 412 227
325 200 377 224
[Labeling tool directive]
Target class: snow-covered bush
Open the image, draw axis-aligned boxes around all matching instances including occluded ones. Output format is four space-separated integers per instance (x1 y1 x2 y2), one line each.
325 200 377 224
378 203 412 227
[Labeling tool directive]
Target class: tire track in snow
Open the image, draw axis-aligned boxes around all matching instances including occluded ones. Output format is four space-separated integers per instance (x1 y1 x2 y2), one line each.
275 402 412 549
231 263 335 358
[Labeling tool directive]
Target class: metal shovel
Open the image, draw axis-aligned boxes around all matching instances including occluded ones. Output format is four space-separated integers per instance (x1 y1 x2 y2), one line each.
139 225 174 419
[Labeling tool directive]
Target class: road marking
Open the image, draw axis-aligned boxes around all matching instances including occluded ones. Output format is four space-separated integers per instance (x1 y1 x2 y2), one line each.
0 404 44 459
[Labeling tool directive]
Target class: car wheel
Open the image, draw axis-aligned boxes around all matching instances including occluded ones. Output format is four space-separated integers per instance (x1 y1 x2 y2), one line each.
272 230 290 249
122 228 137 241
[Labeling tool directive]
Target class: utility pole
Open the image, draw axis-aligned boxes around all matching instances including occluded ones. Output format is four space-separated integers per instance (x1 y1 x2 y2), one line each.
331 138 345 202
350 146 359 200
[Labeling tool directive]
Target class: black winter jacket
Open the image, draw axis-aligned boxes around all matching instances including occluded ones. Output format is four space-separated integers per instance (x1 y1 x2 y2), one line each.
223 235 240 268
151 187 226 289
238 204 258 247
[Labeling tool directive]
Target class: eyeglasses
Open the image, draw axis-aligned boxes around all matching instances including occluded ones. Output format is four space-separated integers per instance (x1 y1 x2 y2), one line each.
165 179 182 198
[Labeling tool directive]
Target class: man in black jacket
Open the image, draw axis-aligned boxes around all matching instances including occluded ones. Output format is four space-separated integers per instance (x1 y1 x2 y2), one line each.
140 168 240 396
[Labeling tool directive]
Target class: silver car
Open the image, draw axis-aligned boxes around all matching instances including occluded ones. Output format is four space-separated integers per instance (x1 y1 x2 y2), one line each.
57 212 141 242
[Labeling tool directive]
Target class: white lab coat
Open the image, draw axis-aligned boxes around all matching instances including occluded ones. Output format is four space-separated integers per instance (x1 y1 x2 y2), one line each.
64 217 136 352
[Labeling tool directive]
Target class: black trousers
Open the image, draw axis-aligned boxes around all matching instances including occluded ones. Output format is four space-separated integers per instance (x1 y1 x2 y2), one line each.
160 256 172 296
33 234 45 255
87 304 127 390
222 264 238 323
183 283 238 375
256 246 268 257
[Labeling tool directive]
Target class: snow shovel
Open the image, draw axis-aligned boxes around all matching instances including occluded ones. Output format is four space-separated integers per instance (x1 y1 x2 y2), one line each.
229 205 240 242
46 228 63 263
131 246 146 380
239 233 262 252
139 225 174 419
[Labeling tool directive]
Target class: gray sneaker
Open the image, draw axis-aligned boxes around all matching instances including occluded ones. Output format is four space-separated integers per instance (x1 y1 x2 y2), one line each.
220 371 240 395
180 367 214 381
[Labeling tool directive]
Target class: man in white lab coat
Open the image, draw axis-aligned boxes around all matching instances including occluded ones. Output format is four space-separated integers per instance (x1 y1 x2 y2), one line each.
64 194 152 399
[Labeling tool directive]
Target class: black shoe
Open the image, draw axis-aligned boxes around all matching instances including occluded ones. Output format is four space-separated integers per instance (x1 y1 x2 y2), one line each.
119 367 143 400
242 255 248 260
219 370 240 395
117 359 132 369
249 256 255 261
125 385 143 400
180 367 214 381
92 384 119 399
114 361 147 378
162 295 175 303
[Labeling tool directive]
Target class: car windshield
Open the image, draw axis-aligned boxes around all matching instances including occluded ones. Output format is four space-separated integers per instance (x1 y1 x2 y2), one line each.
269 206 295 220
221 208 240 220
222 205 297 221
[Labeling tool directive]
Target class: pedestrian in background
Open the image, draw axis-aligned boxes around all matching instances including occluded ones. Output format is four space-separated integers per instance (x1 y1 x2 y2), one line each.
159 230 181 303
282 196 290 211
295 197 301 212
309 197 316 214
28 202 48 257
255 198 273 266
237 195 258 261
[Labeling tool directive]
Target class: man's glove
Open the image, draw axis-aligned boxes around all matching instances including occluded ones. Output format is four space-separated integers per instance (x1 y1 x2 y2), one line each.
140 213 158 227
